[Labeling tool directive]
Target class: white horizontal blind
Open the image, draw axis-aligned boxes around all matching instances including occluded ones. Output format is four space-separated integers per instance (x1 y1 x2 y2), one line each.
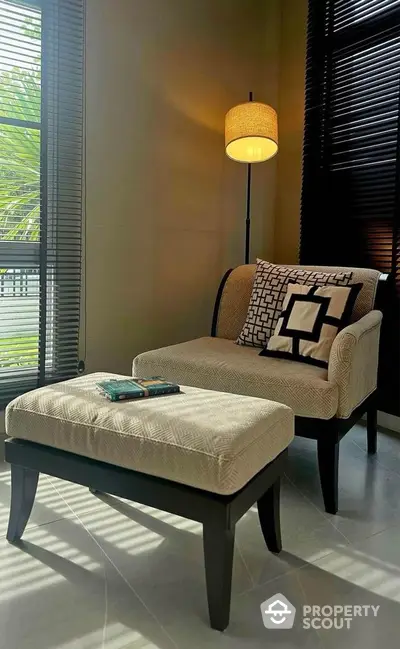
0 0 84 406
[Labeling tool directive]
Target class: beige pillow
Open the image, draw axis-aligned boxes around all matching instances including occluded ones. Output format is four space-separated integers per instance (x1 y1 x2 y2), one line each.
260 282 362 368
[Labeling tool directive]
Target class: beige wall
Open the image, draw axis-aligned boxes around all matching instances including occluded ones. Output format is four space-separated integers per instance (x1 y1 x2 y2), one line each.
260 0 281 263
274 0 307 264
84 0 280 375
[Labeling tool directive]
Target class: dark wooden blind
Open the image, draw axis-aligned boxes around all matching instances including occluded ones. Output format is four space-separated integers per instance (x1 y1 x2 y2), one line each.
0 0 84 406
301 0 400 416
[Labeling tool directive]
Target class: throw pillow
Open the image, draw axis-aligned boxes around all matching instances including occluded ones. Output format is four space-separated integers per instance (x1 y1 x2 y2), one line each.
237 260 353 348
259 282 363 368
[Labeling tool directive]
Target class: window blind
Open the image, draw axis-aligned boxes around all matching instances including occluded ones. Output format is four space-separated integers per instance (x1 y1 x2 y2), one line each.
0 0 84 407
301 0 400 415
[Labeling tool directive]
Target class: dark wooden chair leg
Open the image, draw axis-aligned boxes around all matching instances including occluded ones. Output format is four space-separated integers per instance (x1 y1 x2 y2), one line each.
7 464 39 543
203 517 235 632
367 405 378 455
317 438 339 515
257 477 282 553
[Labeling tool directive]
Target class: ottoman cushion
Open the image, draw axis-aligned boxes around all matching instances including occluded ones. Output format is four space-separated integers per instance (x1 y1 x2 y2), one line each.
5 373 294 495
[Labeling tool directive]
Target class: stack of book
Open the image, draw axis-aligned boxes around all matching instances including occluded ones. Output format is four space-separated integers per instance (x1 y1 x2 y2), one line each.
96 377 181 402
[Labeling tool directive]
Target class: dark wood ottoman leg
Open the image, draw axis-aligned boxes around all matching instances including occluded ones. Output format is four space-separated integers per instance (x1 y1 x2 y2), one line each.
7 464 39 543
367 405 378 455
257 477 282 553
203 517 235 632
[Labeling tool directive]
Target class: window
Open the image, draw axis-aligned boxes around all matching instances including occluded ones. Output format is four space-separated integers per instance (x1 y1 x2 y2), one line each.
0 0 84 406
301 0 400 415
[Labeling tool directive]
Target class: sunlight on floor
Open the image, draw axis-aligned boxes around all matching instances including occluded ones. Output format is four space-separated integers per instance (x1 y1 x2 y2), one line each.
0 524 100 601
76 499 203 557
56 622 160 649
318 544 400 602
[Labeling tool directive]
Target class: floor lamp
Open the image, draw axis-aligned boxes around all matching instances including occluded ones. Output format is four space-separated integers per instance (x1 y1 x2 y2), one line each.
225 92 278 264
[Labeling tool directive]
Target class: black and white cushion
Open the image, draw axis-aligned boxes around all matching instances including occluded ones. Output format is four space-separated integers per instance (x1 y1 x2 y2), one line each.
260 282 362 368
237 260 353 348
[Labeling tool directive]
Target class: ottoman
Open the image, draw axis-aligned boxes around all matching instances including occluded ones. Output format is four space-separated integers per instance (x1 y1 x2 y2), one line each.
5 373 294 631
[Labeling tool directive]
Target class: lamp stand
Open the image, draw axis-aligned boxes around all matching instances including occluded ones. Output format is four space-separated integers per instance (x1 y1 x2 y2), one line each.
245 91 253 265
225 91 278 265
245 161 251 264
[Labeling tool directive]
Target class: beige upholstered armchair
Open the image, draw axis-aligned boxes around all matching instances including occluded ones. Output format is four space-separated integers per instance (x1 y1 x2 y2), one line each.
133 264 382 514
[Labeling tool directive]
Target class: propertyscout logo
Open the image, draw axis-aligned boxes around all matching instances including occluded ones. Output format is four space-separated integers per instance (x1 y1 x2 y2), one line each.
261 595 296 629
261 594 380 631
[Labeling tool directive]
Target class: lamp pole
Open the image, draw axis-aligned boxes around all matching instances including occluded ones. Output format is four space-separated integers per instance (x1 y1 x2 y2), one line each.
225 93 277 266
245 91 253 264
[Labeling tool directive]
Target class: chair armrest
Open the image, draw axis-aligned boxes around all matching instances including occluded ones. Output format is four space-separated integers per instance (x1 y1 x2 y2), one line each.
328 310 382 418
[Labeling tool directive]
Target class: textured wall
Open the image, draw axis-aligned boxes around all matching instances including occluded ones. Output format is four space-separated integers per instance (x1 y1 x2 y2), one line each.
84 0 280 374
274 0 308 265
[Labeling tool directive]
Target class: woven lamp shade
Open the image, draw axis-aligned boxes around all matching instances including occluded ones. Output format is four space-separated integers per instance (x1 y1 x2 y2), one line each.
225 101 278 163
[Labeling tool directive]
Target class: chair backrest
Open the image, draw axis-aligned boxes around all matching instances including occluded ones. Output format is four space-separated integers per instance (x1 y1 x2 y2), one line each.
214 263 381 341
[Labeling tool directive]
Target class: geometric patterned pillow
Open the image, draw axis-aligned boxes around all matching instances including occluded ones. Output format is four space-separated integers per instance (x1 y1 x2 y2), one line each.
259 282 363 368
236 259 353 348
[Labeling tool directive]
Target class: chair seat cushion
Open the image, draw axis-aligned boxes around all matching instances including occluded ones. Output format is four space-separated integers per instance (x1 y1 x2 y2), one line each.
5 373 294 495
133 337 339 419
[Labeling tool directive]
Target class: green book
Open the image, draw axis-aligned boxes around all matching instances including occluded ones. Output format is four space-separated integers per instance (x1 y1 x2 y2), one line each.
96 377 180 402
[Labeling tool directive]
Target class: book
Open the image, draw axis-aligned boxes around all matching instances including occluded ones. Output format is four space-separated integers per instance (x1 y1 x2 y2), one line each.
96 377 180 402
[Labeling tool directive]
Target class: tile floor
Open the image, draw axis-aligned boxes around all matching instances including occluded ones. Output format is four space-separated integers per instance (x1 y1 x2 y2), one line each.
0 424 400 648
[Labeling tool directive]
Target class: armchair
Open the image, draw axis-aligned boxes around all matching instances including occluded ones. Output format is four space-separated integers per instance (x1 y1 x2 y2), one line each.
133 264 382 514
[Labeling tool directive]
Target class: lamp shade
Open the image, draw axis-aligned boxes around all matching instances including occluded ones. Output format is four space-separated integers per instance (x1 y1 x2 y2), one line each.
225 101 278 163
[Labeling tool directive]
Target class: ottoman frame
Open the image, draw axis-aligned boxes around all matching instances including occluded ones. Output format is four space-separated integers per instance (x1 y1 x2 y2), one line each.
5 438 287 632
